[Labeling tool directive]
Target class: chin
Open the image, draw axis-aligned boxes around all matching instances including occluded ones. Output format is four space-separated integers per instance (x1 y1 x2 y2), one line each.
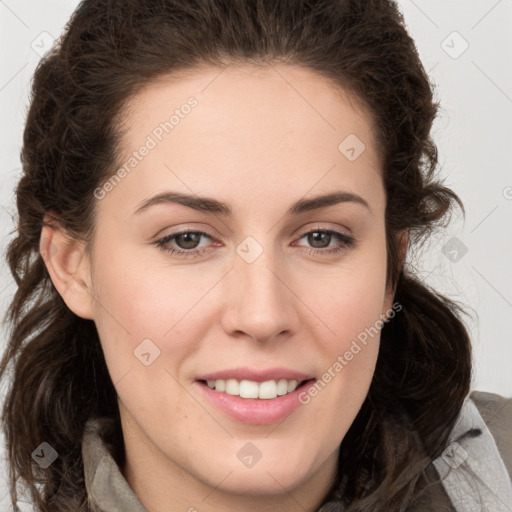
210 465 310 496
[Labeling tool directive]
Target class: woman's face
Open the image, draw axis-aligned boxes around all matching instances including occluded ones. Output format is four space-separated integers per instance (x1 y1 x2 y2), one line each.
66 64 396 507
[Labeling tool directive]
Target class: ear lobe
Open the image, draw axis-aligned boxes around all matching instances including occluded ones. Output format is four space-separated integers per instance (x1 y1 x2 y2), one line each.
39 217 95 320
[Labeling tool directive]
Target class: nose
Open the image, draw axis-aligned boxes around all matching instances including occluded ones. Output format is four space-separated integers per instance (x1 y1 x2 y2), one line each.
220 242 300 345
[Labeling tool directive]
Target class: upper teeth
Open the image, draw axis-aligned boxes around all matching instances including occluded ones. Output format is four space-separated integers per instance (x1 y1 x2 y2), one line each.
206 378 302 399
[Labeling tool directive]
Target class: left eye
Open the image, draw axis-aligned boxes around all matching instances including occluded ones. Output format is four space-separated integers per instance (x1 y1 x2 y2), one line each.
153 228 355 258
293 229 356 255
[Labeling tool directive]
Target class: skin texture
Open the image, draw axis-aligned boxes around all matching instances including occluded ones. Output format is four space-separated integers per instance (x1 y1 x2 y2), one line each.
41 64 402 512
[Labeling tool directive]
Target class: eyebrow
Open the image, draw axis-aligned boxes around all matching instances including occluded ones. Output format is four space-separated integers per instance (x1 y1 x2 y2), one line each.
133 190 371 217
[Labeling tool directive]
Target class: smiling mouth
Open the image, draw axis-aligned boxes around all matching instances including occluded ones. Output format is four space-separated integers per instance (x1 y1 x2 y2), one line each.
198 378 314 400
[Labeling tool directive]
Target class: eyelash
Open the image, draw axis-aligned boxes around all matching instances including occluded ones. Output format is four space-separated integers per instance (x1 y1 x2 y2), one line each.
153 227 355 259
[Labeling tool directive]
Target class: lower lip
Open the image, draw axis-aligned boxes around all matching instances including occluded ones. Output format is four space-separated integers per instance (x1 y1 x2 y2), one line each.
194 379 315 425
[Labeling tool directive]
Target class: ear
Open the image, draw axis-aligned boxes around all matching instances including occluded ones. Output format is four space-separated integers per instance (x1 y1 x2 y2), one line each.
397 229 409 268
382 228 409 316
39 214 95 320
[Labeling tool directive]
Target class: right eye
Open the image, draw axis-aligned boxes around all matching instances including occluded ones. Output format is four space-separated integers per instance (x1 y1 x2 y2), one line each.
153 230 218 258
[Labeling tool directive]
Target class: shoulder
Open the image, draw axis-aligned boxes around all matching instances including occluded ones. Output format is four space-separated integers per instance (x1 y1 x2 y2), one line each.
470 390 512 480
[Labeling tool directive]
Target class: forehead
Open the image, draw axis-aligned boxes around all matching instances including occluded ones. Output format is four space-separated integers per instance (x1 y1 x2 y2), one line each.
106 63 384 218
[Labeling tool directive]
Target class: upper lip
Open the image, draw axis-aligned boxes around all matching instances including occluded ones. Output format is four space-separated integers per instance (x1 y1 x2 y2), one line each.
196 367 315 383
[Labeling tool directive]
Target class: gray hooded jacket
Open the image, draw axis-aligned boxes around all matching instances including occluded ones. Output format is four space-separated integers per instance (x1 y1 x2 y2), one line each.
82 391 512 511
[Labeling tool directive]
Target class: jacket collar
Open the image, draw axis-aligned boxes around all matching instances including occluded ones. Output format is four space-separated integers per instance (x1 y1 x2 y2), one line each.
433 396 512 511
82 418 147 512
82 395 512 511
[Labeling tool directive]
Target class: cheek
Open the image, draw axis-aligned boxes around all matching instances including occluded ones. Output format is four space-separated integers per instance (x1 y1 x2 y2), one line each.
89 241 204 378
307 277 384 388
303 250 388 354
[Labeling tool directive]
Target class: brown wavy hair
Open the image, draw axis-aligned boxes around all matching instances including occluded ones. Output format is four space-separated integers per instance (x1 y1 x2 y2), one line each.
1 0 472 510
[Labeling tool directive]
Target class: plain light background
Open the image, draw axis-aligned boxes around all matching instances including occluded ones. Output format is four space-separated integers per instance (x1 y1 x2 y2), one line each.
1 0 511 508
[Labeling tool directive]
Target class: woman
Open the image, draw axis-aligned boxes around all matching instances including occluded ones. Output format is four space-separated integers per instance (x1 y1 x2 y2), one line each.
1 0 510 511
